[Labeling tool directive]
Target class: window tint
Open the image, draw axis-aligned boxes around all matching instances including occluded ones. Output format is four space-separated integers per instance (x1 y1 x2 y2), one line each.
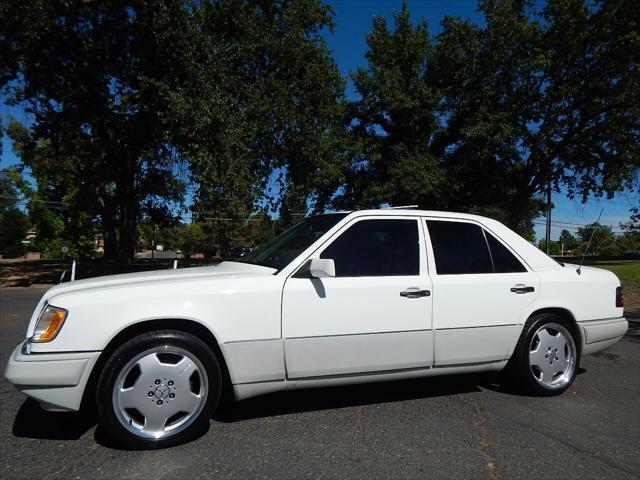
485 232 527 273
426 221 493 274
320 219 419 277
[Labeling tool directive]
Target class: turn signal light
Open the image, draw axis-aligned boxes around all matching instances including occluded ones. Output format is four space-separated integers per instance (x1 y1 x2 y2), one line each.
32 305 68 342
616 287 624 308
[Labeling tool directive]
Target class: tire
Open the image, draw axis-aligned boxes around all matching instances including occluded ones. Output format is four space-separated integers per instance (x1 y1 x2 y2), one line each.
508 313 579 396
96 330 222 449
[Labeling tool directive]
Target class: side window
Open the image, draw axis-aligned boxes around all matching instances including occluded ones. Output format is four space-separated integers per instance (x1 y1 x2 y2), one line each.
426 220 493 274
485 231 527 273
320 219 419 277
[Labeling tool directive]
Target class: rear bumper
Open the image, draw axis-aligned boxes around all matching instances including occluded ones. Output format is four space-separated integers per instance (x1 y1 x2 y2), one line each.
4 342 100 411
579 317 628 356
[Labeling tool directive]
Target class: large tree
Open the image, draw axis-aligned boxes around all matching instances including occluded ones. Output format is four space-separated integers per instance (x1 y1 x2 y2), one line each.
342 0 639 232
179 1 349 226
1 1 195 261
1 0 348 261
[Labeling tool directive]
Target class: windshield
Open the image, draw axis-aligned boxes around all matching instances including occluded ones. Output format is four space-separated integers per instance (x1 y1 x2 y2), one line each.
236 213 348 271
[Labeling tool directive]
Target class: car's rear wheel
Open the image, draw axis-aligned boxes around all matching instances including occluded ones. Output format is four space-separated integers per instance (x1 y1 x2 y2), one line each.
96 330 221 449
509 313 579 396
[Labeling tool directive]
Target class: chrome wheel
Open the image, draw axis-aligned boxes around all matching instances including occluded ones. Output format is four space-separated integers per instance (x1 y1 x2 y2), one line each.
112 346 208 439
528 322 576 389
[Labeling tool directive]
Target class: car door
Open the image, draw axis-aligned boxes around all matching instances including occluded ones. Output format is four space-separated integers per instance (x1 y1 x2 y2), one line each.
282 216 433 379
425 218 540 366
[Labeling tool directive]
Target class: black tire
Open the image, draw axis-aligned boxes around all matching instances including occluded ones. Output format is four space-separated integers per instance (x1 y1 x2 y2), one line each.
507 313 580 396
96 330 222 449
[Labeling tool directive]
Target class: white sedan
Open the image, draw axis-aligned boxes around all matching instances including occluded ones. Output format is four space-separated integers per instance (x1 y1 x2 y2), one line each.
5 209 628 448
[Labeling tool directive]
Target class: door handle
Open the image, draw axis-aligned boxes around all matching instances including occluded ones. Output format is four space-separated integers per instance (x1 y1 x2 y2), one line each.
400 289 431 298
510 285 535 294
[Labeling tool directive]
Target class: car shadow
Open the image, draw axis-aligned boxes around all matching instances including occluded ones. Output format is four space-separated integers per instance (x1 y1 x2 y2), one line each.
213 372 497 423
12 398 97 440
13 369 583 445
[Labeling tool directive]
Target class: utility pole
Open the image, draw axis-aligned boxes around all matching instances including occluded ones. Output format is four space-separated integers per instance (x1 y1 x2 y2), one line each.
545 178 552 254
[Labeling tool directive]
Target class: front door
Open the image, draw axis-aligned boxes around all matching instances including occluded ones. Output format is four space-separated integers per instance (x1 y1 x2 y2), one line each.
282 216 433 379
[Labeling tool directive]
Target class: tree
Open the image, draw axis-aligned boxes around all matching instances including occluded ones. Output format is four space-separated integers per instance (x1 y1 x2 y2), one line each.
620 207 639 232
0 171 30 257
558 229 578 252
435 0 639 227
1 1 348 261
576 223 618 256
342 3 444 211
343 0 639 233
1 1 206 262
180 0 349 240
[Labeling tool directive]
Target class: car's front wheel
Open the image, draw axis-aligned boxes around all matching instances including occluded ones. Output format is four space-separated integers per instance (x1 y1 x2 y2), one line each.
96 330 222 449
509 313 579 396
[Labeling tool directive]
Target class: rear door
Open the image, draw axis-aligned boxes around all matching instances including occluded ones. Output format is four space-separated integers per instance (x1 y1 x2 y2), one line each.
282 216 433 378
425 218 539 366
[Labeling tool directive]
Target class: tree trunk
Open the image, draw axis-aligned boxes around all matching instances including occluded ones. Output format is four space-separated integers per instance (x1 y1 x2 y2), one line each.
101 210 119 261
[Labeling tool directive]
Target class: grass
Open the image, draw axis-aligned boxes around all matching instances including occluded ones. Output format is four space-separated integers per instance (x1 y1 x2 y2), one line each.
583 259 640 313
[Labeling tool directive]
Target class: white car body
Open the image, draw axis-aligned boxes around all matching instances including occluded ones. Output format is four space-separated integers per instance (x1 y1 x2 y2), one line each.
5 209 628 412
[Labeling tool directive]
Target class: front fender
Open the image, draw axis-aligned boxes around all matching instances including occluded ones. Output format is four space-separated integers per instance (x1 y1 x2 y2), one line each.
29 275 284 354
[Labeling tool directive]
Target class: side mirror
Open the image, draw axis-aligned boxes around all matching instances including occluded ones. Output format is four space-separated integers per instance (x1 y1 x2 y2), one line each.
309 258 335 278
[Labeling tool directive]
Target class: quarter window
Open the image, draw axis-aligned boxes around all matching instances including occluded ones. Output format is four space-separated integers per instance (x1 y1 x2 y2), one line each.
320 219 419 277
485 232 527 273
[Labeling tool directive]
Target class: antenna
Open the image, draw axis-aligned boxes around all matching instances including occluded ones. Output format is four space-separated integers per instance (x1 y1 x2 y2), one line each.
577 208 604 275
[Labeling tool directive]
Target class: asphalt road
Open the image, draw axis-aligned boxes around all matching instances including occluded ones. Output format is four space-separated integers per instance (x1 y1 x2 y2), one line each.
1 286 639 480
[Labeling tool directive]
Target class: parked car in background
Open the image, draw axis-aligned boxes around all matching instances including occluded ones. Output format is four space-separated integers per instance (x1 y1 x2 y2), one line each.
227 246 255 258
5 208 627 449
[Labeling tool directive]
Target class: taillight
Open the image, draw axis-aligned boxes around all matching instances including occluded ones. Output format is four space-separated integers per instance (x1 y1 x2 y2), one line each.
616 287 624 308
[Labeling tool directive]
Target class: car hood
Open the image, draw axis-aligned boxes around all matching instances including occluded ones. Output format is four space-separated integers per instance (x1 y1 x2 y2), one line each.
43 261 277 303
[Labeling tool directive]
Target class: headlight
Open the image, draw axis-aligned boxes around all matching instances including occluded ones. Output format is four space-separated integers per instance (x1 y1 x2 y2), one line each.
32 305 68 342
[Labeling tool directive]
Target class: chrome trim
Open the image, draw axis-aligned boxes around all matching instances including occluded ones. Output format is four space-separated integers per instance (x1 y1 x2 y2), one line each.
285 328 432 340
578 316 625 324
435 324 518 331
433 360 504 368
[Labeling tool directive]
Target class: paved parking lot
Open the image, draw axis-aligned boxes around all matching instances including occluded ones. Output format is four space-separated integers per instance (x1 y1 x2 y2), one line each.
1 286 639 479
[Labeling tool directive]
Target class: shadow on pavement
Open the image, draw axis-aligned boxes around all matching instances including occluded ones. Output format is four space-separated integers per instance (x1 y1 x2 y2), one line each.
12 398 97 440
12 368 593 445
214 373 497 423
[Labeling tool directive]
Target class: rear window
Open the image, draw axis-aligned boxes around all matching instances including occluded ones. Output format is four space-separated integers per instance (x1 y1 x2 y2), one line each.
426 221 493 274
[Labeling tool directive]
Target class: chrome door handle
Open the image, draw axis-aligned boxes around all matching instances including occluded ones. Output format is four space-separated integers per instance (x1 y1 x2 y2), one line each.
510 285 535 294
400 289 431 298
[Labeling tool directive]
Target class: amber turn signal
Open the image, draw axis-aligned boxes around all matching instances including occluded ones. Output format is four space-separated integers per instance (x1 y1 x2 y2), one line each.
32 305 68 342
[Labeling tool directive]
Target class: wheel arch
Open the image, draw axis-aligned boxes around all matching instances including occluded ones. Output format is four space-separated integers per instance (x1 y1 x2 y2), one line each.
523 307 582 354
80 318 233 410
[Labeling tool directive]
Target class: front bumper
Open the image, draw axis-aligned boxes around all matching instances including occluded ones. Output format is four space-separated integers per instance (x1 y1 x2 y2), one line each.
4 342 101 411
579 317 628 356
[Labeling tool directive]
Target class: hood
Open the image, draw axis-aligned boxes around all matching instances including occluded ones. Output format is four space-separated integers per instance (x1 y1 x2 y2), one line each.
43 261 276 303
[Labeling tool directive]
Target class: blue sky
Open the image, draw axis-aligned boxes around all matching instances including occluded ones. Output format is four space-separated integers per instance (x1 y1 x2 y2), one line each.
1 0 636 240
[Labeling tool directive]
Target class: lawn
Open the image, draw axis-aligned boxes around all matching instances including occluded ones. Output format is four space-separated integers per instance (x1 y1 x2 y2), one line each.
583 259 640 313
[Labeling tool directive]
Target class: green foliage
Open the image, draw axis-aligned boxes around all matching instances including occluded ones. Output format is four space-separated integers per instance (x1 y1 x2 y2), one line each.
175 223 209 259
1 0 348 262
342 0 639 231
0 172 30 257
2 0 637 253
574 223 638 256
558 229 579 251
